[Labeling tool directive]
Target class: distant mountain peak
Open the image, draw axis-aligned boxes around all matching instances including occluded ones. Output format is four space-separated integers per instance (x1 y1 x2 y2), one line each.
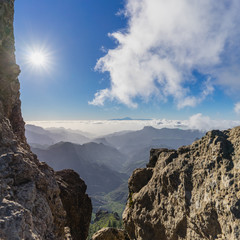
110 117 152 120
110 117 133 120
142 126 156 130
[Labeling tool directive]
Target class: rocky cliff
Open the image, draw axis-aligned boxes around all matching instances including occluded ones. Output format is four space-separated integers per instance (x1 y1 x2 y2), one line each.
123 127 240 240
55 170 92 240
0 1 91 239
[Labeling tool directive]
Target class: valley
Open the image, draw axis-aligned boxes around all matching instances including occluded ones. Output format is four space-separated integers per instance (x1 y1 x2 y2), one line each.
26 124 204 216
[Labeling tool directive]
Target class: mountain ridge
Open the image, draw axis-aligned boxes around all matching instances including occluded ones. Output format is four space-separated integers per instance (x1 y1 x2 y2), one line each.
32 141 128 195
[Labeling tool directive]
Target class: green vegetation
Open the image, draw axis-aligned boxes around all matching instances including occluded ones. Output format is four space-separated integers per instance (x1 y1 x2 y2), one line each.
91 181 128 216
87 210 123 240
98 197 126 216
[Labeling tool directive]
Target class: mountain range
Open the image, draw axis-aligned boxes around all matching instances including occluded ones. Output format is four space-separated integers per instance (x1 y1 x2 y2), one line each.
26 124 91 148
32 142 128 195
27 124 204 214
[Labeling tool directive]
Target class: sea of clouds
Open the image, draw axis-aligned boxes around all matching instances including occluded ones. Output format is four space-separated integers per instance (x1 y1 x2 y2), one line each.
27 114 240 137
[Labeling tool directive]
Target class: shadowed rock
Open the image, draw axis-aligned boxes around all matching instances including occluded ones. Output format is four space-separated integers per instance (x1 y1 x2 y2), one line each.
55 169 92 240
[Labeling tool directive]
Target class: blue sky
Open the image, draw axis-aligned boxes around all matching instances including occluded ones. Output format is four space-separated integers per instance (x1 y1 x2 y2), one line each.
14 0 240 121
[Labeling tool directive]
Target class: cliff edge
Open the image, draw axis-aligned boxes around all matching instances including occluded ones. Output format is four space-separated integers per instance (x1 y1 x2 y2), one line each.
123 127 240 240
0 1 92 239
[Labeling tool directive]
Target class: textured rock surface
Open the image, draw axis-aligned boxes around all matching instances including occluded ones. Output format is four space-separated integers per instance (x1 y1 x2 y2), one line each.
123 127 240 240
0 0 25 143
55 169 92 240
0 1 92 239
92 227 130 240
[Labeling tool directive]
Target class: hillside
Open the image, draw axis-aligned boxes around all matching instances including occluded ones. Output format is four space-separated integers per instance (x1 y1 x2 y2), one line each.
26 124 90 147
88 210 123 239
32 142 128 195
101 126 203 153
97 127 204 174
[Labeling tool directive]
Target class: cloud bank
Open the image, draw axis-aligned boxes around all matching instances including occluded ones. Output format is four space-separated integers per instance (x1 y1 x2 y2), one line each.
235 102 240 114
90 0 240 108
188 113 239 131
27 115 240 137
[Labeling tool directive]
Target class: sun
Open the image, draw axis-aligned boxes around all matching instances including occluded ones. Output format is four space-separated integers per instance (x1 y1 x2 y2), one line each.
29 51 46 66
22 45 53 73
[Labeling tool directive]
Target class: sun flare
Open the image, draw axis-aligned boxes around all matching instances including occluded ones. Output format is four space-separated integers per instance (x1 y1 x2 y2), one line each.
23 45 53 73
29 51 46 66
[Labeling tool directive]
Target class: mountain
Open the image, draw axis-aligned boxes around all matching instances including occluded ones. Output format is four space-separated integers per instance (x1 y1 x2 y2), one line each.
102 126 204 153
32 142 128 195
25 124 56 147
97 126 204 173
110 117 152 120
110 117 133 120
29 125 204 218
26 124 91 147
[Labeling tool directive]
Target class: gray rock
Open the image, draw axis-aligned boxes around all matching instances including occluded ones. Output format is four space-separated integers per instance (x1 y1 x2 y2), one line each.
123 126 240 240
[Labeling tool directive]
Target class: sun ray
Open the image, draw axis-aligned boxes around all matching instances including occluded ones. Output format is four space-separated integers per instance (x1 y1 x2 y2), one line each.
19 43 54 75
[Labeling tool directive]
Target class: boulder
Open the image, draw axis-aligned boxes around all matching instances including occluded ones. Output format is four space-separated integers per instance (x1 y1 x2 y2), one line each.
92 227 129 240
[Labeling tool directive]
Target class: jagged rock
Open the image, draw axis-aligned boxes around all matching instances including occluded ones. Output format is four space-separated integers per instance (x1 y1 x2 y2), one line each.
128 168 153 193
123 127 240 240
0 1 92 239
55 169 92 240
91 227 130 240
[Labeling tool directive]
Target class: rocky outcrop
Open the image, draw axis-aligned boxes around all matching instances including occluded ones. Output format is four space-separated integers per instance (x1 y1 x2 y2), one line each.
123 127 240 240
91 227 130 240
0 1 91 239
55 169 92 240
0 0 25 143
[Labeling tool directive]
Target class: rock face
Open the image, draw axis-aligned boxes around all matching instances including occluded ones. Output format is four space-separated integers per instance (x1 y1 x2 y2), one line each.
123 127 240 240
55 169 92 240
0 1 91 239
0 0 25 143
92 227 130 240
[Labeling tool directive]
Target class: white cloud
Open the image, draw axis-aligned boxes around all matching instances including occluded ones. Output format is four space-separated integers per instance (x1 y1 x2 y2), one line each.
90 0 240 108
27 116 240 137
188 113 240 131
234 102 240 114
188 113 213 131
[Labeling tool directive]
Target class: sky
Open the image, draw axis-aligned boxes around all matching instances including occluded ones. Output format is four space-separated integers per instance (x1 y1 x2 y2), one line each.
14 0 240 122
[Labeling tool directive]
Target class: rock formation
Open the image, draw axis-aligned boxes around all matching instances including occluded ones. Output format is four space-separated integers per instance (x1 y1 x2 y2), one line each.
0 0 91 239
123 127 240 240
91 227 130 240
55 169 92 240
